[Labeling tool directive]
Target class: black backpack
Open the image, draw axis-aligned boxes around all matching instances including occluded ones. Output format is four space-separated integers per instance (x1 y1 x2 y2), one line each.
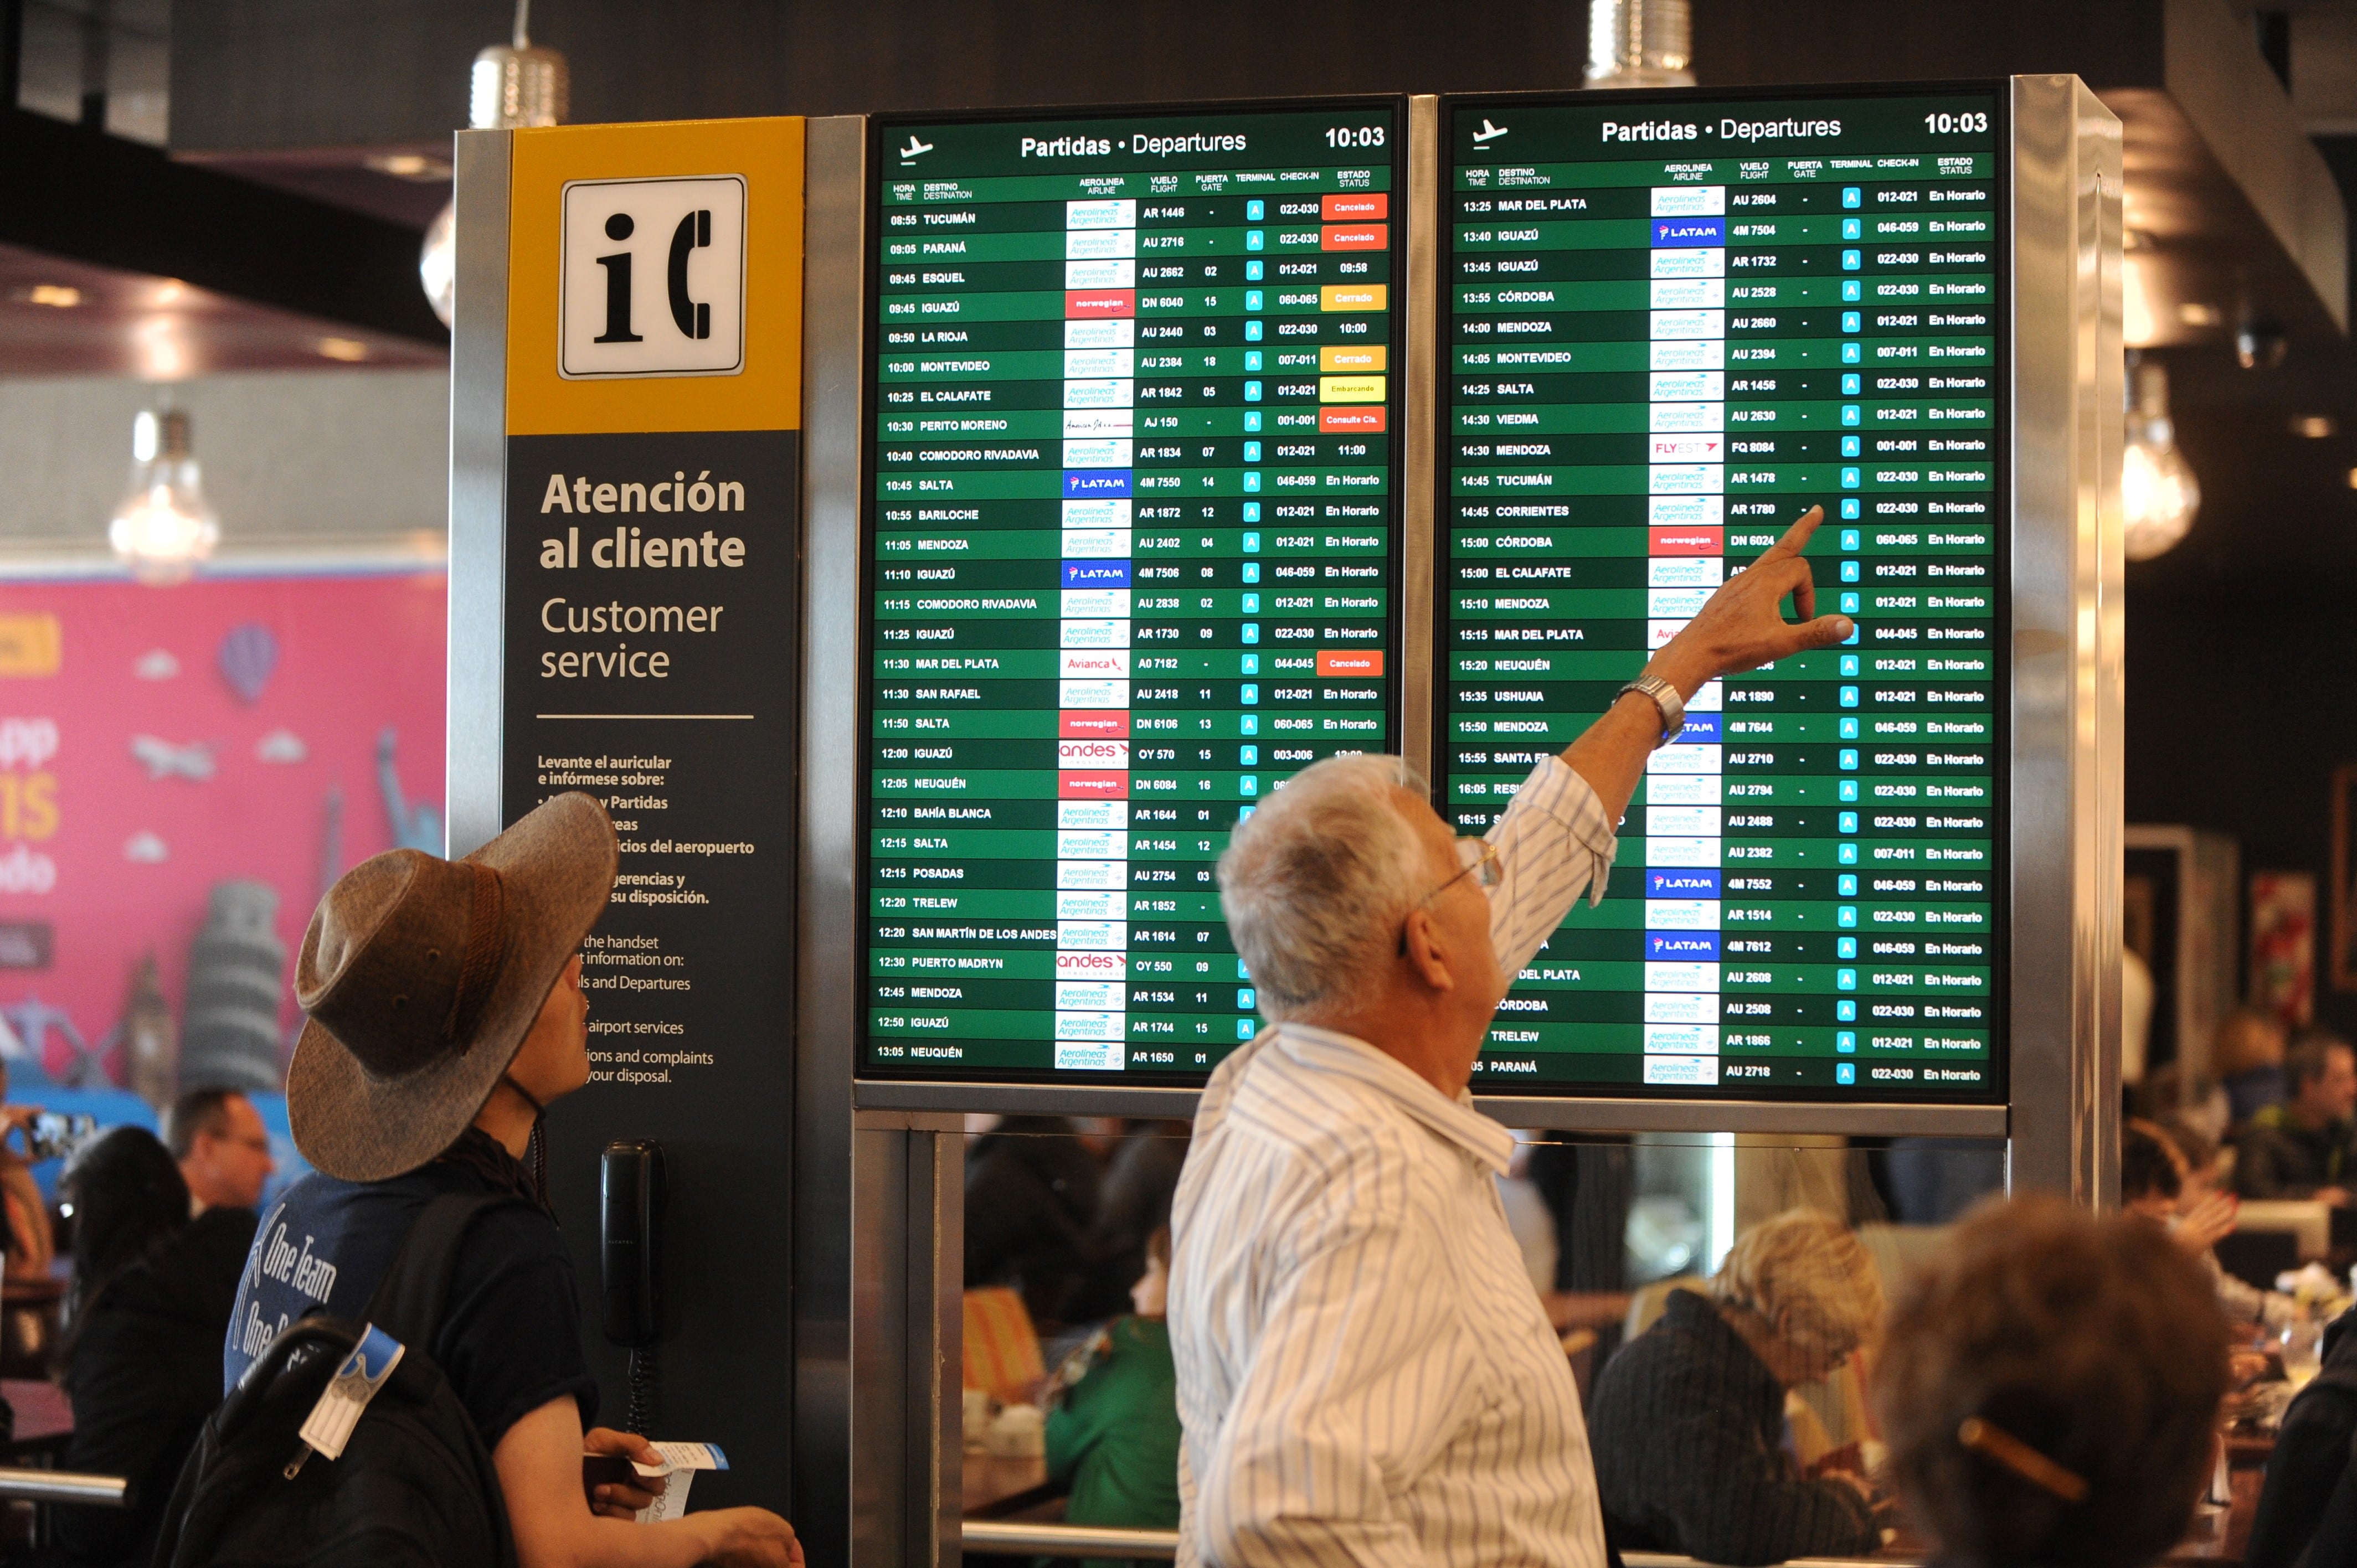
151 1192 521 1568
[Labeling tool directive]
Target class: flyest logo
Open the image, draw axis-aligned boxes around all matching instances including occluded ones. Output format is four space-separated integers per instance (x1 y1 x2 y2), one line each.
560 174 747 379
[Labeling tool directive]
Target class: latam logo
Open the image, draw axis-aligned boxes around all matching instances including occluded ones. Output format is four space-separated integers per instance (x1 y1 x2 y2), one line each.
559 176 746 379
1651 217 1725 249
1647 931 1722 961
1064 560 1131 589
1647 868 1723 898
1064 471 1132 498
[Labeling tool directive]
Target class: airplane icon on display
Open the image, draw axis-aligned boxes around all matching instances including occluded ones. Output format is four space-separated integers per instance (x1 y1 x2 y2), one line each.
899 136 934 162
1472 120 1509 144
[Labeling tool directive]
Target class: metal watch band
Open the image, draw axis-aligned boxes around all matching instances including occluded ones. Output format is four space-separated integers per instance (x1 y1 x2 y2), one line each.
1617 674 1686 748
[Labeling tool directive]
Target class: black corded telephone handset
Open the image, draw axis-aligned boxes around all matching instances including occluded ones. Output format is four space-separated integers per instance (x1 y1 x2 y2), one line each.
600 1139 667 1432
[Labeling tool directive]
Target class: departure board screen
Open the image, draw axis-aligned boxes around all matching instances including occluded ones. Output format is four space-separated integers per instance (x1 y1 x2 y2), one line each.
861 101 1407 1081
1439 89 2007 1102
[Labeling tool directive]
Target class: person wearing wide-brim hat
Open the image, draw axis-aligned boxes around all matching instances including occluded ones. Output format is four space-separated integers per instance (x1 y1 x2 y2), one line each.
225 793 801 1568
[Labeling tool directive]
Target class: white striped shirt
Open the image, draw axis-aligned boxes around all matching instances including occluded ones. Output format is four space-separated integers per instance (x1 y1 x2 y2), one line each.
1171 757 1618 1567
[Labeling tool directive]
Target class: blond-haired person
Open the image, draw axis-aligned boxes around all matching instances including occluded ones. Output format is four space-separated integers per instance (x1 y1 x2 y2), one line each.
1588 1210 1885 1565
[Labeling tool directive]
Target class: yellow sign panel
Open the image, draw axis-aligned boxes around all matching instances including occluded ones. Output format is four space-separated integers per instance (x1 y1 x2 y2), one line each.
1319 284 1387 312
0 615 61 677
1319 345 1387 374
507 117 804 436
1319 375 1386 404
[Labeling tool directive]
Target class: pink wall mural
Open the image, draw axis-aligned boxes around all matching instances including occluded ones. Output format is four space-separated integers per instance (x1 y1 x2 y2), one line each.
0 572 447 1099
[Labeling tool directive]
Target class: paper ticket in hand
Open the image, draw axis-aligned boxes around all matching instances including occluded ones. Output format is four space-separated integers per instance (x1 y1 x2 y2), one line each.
297 1324 405 1463
631 1441 728 1524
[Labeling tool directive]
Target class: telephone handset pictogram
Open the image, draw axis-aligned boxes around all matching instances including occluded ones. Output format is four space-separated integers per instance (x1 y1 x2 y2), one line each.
668 210 712 341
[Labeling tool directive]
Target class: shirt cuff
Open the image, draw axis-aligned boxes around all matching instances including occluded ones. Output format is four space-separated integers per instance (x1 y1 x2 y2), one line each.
1520 756 1619 907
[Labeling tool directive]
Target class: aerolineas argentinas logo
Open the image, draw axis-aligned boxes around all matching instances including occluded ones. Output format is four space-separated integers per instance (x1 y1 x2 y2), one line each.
559 175 746 378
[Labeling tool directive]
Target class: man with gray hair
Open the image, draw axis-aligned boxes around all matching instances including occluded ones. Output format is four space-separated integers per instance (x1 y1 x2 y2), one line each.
1170 508 1852 1566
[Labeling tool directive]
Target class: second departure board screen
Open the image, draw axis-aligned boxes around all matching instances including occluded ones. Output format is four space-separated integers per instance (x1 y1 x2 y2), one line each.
862 101 1407 1082
1441 89 2006 1102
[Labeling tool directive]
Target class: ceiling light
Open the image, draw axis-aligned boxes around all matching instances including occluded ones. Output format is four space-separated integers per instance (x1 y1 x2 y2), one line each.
23 285 80 308
365 153 452 182
2178 302 2221 327
109 409 220 586
2122 360 2199 561
2293 415 2336 439
1584 0 1694 89
317 337 370 363
422 0 568 327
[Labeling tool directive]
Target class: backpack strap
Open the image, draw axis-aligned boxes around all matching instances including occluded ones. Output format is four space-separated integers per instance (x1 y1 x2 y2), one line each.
363 1192 516 1351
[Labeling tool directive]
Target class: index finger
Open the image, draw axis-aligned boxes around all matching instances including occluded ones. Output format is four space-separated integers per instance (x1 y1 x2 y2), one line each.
1761 504 1826 561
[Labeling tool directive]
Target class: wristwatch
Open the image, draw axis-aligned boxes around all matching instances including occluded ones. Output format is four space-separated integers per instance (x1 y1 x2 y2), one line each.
1616 673 1686 748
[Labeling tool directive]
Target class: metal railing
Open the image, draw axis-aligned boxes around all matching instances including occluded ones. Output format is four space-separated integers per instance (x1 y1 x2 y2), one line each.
0 1467 126 1507
963 1520 1177 1559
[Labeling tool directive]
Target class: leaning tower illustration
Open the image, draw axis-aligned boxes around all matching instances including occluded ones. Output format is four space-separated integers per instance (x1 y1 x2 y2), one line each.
179 881 289 1094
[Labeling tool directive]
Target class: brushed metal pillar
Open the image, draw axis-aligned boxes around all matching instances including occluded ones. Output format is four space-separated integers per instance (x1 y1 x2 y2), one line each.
446 126 512 858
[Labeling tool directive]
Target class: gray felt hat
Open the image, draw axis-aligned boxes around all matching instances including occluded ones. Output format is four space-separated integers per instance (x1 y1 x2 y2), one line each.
286 792 616 1181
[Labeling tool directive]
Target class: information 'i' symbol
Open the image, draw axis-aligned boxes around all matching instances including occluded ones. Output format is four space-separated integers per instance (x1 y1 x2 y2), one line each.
595 213 644 344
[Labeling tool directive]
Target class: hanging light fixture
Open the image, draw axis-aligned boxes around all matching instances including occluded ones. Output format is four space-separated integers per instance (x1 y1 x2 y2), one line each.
2122 358 2200 561
109 408 220 586
420 0 569 326
1584 0 1695 89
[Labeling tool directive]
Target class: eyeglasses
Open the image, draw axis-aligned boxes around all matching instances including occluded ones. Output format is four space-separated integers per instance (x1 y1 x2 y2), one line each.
1399 838 1502 953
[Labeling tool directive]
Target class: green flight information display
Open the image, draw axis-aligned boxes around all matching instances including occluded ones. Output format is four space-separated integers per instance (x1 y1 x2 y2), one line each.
1439 89 2007 1101
861 101 1407 1081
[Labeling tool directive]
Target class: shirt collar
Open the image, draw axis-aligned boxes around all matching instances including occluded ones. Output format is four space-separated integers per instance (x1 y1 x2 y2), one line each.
1270 1022 1516 1176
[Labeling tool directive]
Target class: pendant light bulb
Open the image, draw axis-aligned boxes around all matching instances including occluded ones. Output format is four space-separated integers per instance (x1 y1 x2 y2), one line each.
2121 359 2200 562
422 0 569 327
108 409 220 586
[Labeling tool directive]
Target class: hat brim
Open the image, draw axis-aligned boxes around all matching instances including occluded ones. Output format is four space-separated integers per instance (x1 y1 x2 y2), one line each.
287 792 617 1181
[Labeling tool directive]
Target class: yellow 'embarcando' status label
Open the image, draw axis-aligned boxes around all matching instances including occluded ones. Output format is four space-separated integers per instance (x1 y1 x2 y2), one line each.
1318 375 1386 403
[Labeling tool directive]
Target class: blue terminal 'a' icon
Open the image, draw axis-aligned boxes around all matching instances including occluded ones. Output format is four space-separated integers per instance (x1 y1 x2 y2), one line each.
1836 1029 1857 1052
1238 775 1259 797
1236 1018 1256 1039
1837 937 1858 959
1243 440 1262 462
1839 684 1860 708
1243 380 1263 403
1839 653 1860 675
1838 843 1860 865
1839 716 1860 740
1244 320 1264 342
1841 404 1861 427
1842 185 1862 208
1839 467 1860 489
1838 874 1859 896
1841 373 1862 395
1241 561 1260 582
1836 967 1858 991
1836 1062 1857 1085
1238 745 1258 765
1242 471 1262 492
1243 350 1264 371
1844 621 1861 645
1246 199 1265 221
1236 988 1255 1009
1841 310 1861 333
1244 259 1264 281
1244 289 1264 311
1839 557 1860 580
1240 683 1259 705
1240 592 1259 613
1243 410 1263 431
1236 956 1252 979
1840 529 1861 550
1841 278 1862 302
1839 748 1860 771
1837 999 1858 1021
1246 229 1265 251
1839 591 1861 613
1840 498 1861 519
1840 342 1862 364
1240 622 1259 643
1841 437 1861 458
1838 904 1859 926
1838 777 1860 801
1841 218 1862 240
1838 810 1859 833
1841 248 1862 270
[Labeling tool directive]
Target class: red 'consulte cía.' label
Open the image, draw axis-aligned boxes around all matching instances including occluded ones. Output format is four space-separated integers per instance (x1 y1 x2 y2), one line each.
1320 407 1387 434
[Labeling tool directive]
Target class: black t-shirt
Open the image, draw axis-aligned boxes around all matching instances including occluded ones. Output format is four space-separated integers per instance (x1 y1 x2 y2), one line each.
223 1160 598 1452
